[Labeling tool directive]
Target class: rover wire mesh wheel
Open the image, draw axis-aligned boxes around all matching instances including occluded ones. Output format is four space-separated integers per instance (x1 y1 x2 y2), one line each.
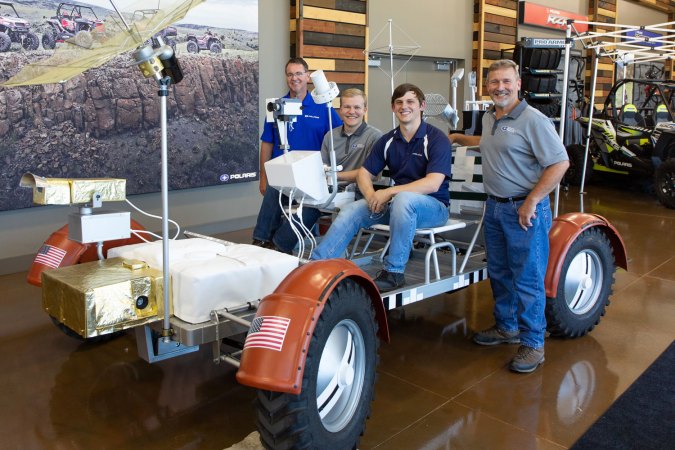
255 279 379 450
546 227 615 338
655 159 675 209
49 316 124 343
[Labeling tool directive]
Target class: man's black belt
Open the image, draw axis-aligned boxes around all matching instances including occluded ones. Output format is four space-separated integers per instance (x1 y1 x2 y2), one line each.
487 194 528 203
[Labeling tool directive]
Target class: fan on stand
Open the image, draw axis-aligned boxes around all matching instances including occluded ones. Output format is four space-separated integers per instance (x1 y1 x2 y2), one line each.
424 68 464 131
424 92 459 131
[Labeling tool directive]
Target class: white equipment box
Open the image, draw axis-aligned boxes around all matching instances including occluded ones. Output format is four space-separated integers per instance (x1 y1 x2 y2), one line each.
108 238 299 324
68 210 131 244
265 151 329 201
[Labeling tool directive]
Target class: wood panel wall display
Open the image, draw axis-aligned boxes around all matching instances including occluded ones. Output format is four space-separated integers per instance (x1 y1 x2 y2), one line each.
473 0 518 98
290 0 368 92
626 0 673 13
587 0 617 106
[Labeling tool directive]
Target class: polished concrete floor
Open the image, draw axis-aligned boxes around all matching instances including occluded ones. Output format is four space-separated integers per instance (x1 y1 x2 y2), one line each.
1 184 674 449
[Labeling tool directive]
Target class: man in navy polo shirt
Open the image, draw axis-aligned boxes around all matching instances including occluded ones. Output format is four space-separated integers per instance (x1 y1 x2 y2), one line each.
312 83 452 291
252 57 341 249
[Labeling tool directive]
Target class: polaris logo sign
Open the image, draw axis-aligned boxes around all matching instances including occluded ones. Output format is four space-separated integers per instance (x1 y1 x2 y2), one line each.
519 2 589 34
220 172 257 182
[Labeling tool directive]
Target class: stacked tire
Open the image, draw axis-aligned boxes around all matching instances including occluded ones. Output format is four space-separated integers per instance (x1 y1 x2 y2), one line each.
514 43 563 120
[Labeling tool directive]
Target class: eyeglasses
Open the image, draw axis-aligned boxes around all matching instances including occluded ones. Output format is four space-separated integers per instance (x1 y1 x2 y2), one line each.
286 71 306 78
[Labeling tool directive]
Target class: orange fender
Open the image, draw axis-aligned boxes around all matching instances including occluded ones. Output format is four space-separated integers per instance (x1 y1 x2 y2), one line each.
236 259 387 394
546 212 627 298
27 219 147 287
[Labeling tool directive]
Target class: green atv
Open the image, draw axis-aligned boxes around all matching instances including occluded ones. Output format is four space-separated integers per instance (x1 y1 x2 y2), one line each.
565 78 675 208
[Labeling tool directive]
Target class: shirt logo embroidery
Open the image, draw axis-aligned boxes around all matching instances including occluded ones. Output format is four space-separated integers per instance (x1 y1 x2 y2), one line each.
305 115 320 119
501 126 516 134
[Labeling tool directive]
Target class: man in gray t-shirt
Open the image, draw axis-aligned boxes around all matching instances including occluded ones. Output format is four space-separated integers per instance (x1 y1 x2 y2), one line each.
471 60 569 374
272 88 382 253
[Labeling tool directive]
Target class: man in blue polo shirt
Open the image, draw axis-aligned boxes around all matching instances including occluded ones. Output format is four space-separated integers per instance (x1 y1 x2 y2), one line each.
252 57 341 248
312 83 452 291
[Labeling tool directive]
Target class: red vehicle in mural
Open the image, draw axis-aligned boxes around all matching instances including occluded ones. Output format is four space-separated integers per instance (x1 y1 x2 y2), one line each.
42 2 104 49
0 1 39 52
186 29 222 54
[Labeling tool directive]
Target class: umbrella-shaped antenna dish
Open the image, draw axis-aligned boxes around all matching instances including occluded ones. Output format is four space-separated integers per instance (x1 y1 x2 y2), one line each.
3 0 204 87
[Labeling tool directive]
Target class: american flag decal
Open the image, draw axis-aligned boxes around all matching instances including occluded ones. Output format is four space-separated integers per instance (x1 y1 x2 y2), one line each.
244 316 291 352
34 244 67 269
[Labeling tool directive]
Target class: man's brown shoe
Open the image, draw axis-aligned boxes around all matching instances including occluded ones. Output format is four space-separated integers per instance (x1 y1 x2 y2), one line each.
472 325 520 346
509 345 545 373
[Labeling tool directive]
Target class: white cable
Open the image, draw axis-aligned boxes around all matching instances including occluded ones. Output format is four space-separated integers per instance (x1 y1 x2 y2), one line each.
293 195 318 259
295 195 317 258
279 188 304 260
125 198 181 240
131 229 163 243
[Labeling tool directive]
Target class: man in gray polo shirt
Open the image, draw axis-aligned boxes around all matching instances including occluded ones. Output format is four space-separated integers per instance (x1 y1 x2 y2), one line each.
272 88 382 253
471 59 569 373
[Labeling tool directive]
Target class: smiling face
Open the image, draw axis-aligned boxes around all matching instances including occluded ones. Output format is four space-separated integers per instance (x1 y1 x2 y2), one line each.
391 90 425 127
285 62 309 98
487 66 521 113
339 94 366 132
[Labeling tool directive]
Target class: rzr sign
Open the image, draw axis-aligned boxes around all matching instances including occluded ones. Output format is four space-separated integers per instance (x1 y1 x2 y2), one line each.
518 2 589 34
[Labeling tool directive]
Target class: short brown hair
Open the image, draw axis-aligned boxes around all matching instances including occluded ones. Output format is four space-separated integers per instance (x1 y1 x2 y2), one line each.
391 83 425 106
285 57 309 73
487 59 520 79
341 88 367 107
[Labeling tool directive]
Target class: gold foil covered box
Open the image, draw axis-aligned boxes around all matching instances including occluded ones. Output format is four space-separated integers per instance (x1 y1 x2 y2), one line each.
20 173 126 205
42 258 164 338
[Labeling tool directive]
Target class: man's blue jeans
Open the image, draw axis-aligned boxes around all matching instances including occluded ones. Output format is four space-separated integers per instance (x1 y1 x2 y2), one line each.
311 192 448 273
273 207 322 253
483 196 552 349
252 186 285 243
252 186 322 253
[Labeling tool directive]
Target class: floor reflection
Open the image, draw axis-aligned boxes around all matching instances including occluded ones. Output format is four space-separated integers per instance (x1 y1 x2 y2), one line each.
1 185 674 449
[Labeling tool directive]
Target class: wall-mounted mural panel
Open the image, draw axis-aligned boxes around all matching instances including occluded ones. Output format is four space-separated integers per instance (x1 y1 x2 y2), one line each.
0 0 259 211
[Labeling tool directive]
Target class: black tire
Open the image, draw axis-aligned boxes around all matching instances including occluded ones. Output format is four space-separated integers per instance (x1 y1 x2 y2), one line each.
186 40 198 53
528 98 560 118
546 227 615 338
50 316 124 343
565 144 593 186
0 31 11 52
654 159 675 209
522 74 558 93
255 279 379 450
42 30 56 50
23 32 40 50
209 41 222 54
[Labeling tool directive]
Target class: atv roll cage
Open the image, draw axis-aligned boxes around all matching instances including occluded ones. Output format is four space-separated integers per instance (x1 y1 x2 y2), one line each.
559 19 675 212
55 3 100 22
601 78 674 125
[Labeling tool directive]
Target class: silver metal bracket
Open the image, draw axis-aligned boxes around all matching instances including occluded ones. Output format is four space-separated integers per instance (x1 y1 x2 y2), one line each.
135 325 199 363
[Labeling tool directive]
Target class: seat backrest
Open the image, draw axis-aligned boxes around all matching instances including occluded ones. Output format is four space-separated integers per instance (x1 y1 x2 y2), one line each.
449 146 486 215
655 104 670 125
619 103 645 127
